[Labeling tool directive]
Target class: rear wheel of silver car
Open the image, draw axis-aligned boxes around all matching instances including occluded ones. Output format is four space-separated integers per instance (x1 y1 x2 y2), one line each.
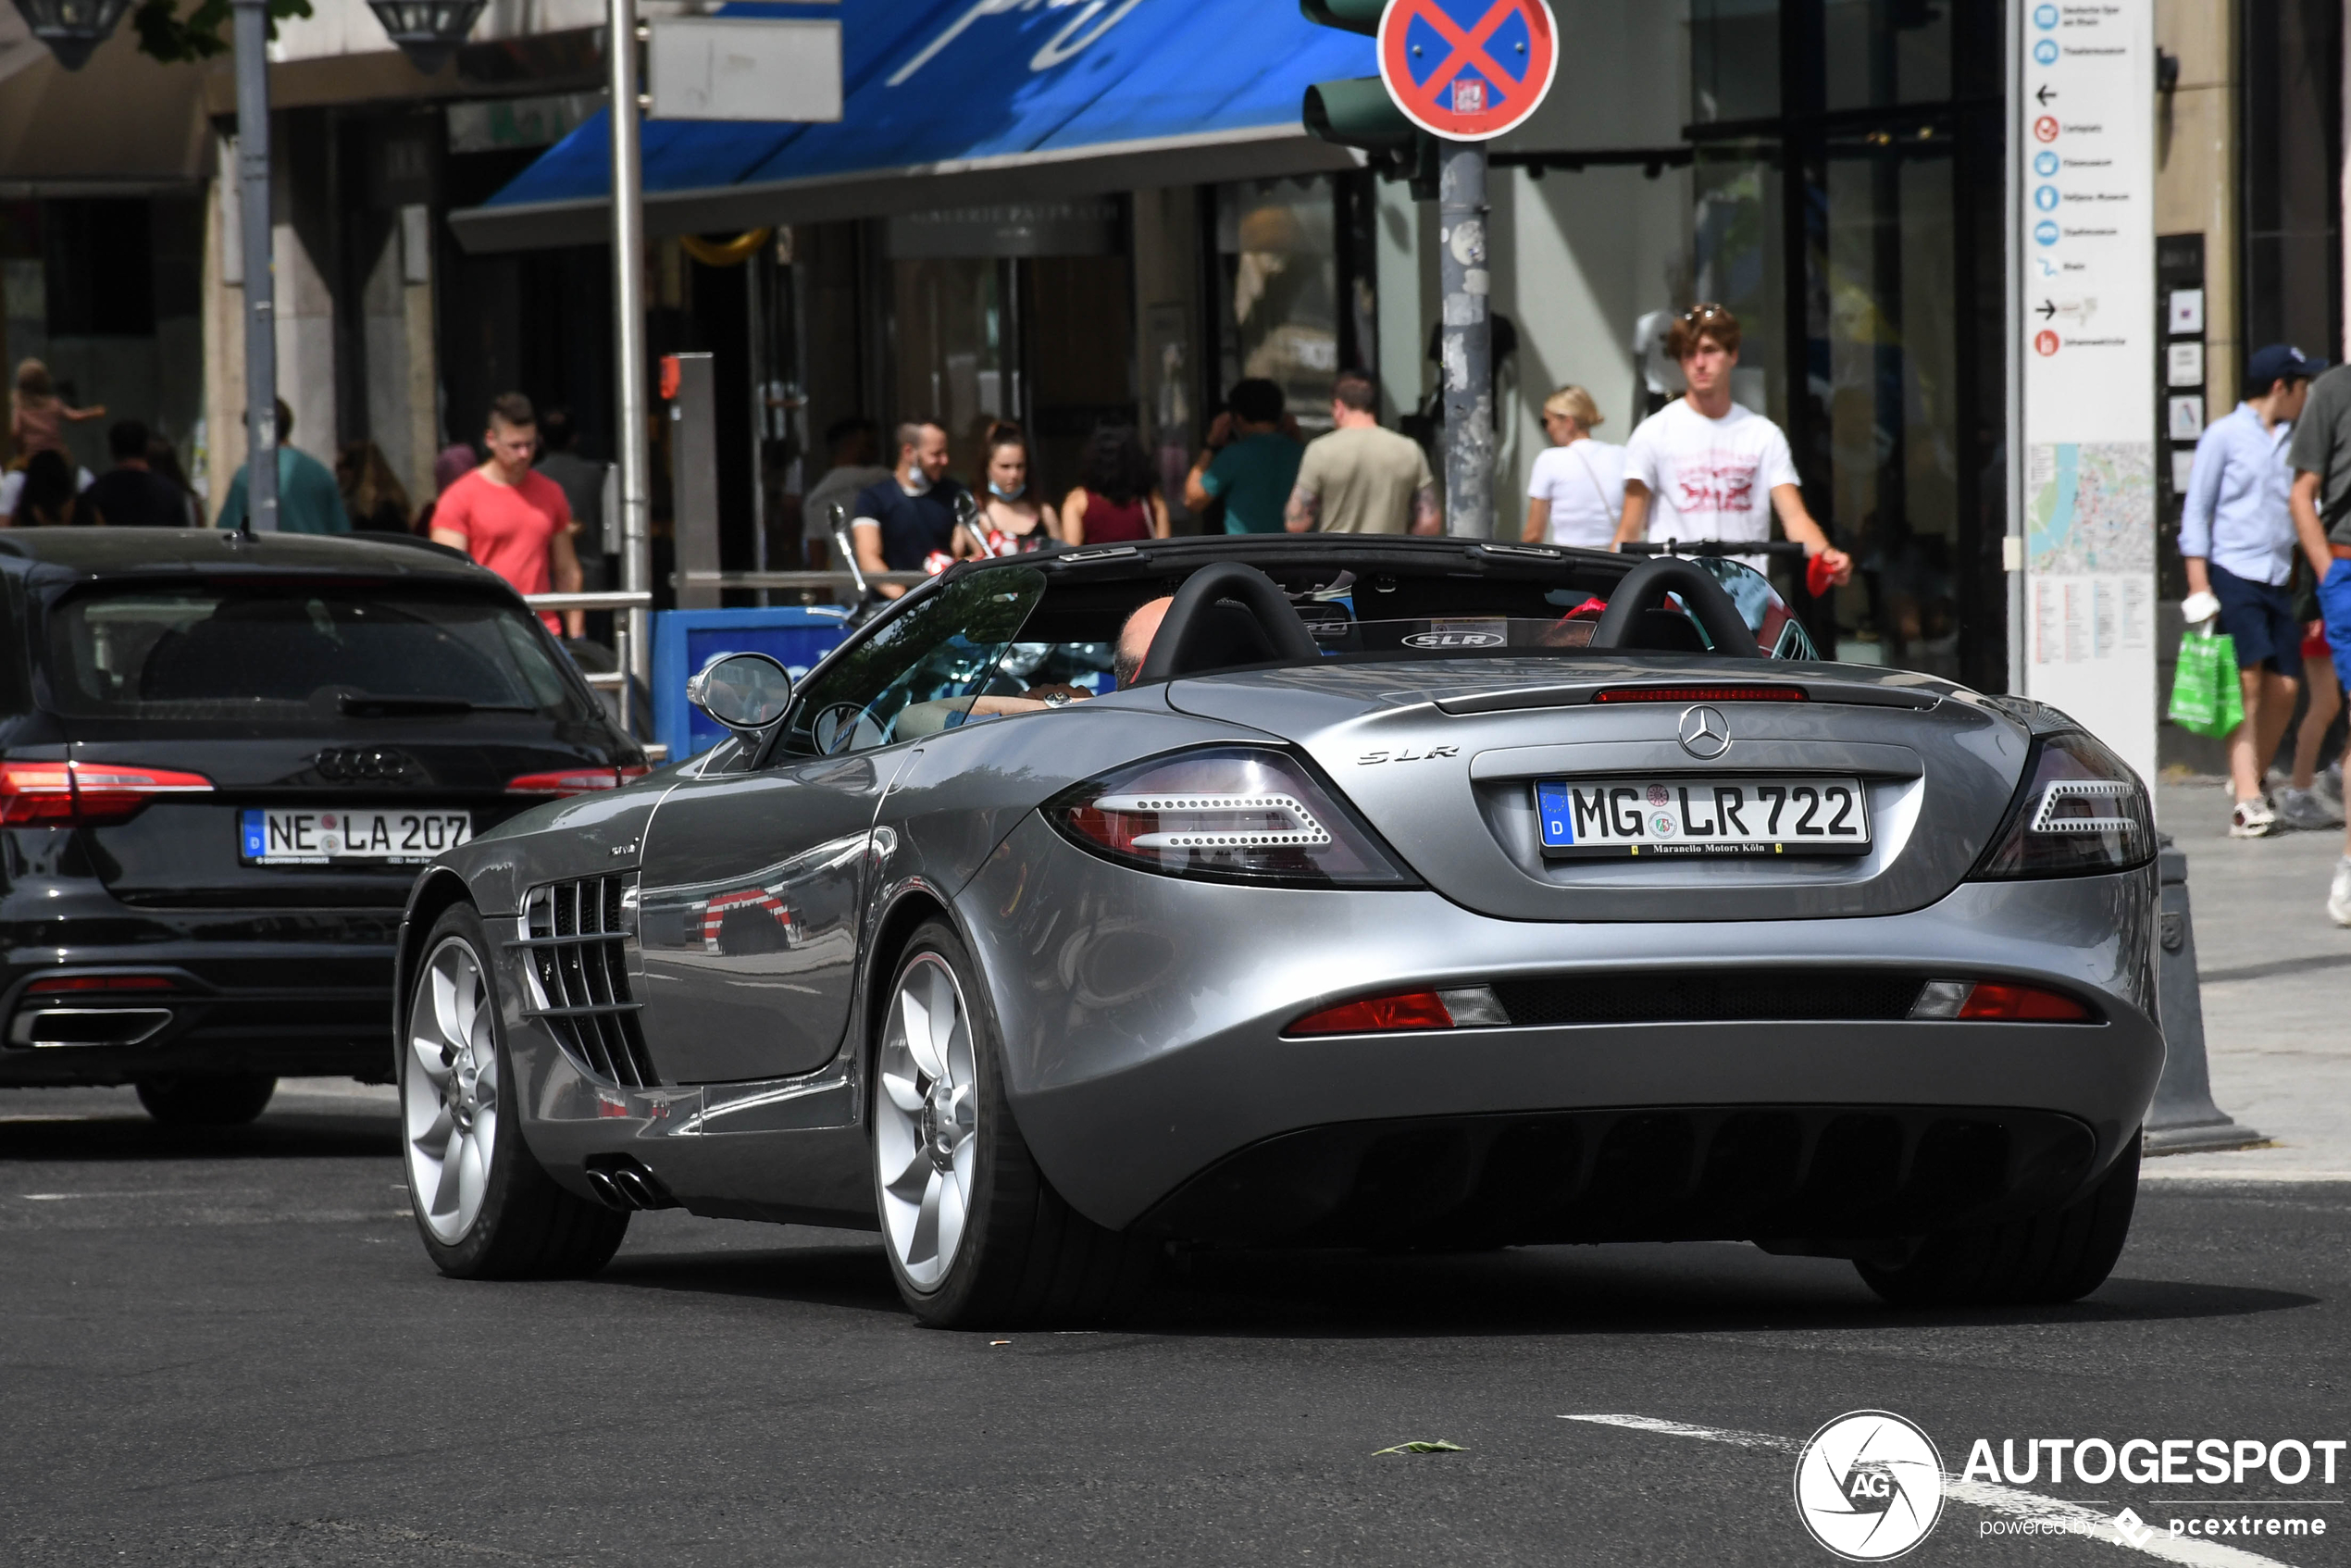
134 1073 277 1126
871 919 1151 1328
1856 1131 2141 1308
402 904 628 1280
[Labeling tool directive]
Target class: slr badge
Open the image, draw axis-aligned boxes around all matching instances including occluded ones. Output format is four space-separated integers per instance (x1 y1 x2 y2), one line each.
1677 705 1730 760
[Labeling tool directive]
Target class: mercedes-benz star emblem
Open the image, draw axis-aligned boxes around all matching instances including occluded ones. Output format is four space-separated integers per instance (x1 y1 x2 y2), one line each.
1678 705 1731 760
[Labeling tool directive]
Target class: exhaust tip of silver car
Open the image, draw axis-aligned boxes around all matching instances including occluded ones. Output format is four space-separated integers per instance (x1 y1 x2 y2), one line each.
583 1157 677 1212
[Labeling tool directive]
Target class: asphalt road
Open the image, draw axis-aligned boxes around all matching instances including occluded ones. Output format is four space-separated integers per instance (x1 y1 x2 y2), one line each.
6 1081 2348 1568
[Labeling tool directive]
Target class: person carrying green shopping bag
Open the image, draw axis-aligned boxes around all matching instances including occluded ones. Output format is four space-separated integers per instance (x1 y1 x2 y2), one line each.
2179 343 2322 837
2169 608 2243 739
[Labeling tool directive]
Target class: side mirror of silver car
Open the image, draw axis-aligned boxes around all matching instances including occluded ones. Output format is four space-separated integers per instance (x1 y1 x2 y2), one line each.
686 652 793 740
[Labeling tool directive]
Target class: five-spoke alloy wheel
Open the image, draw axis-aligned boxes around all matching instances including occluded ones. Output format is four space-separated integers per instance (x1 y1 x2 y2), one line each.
875 950 980 1289
405 935 501 1244
868 919 1151 1326
399 903 628 1279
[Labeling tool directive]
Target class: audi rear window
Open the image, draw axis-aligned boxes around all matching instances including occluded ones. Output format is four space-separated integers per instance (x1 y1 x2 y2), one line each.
43 583 590 720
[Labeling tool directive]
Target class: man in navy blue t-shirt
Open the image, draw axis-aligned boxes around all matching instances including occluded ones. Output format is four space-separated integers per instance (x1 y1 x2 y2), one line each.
851 419 964 597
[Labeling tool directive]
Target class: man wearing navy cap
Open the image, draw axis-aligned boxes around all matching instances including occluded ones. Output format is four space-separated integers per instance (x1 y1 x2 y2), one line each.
2182 342 2320 838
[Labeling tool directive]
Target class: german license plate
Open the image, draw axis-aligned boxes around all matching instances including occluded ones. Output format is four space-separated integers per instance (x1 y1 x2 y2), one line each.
1534 777 1870 859
240 808 472 865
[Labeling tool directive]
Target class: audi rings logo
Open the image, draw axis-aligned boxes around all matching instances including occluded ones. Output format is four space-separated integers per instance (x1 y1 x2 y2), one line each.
1794 1411 1946 1561
314 747 417 784
1677 704 1731 760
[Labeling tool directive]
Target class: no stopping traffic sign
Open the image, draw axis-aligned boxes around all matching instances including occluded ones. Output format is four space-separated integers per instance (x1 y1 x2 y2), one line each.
1377 0 1558 141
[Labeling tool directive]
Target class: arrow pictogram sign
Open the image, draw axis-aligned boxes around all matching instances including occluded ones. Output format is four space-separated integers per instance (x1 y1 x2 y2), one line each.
1377 0 1558 142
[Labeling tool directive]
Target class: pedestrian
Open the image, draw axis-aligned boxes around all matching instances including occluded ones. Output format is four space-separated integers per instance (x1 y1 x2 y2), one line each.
414 443 477 536
2285 356 2351 924
1523 384 1624 549
144 435 203 527
1185 378 1303 535
1614 304 1853 585
1063 424 1170 545
8 450 82 526
214 400 347 533
81 420 191 529
533 407 611 588
429 393 584 638
2280 581 2345 828
2182 343 2322 836
1286 369 1438 535
850 418 964 599
802 417 893 560
955 421 1058 556
334 441 414 532
9 359 104 463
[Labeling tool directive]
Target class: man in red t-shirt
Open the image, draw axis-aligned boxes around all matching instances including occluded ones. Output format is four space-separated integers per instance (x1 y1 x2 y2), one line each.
431 392 584 637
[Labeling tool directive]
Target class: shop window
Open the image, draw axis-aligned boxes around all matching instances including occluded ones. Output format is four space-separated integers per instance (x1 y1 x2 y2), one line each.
1822 0 1951 111
1691 0 1782 124
1215 179 1340 432
2241 0 2344 354
43 199 154 338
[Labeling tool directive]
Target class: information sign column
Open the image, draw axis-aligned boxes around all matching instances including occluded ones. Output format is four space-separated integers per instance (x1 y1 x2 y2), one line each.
2014 2 2159 785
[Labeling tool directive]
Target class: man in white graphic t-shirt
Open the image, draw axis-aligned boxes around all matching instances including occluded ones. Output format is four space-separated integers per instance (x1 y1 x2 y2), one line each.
1613 304 1853 588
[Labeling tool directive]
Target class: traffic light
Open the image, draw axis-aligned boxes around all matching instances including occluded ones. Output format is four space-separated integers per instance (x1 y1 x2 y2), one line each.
1300 0 1382 29
1300 0 1430 187
1302 79 1417 153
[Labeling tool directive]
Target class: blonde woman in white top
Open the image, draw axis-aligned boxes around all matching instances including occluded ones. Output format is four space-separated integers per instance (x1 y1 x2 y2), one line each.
1522 385 1626 549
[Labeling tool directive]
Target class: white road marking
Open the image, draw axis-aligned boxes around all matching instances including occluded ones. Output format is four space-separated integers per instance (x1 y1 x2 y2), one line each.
1561 1413 2299 1568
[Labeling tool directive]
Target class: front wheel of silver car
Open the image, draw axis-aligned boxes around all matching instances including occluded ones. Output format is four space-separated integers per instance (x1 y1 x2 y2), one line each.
871 919 1151 1327
401 904 628 1280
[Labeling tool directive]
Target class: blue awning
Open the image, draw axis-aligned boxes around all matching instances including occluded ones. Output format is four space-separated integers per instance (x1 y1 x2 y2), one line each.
451 0 1375 254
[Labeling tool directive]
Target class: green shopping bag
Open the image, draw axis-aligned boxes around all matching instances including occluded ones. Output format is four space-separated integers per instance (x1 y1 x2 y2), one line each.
2168 624 2244 737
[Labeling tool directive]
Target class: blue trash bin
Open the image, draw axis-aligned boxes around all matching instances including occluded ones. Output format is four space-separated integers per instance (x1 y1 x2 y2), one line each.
651 606 852 762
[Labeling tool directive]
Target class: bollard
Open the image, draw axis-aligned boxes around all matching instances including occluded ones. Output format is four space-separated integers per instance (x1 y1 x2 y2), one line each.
2145 840 2266 1154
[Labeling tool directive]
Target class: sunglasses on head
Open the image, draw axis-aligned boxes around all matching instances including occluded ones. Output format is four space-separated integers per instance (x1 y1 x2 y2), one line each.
1680 303 1731 324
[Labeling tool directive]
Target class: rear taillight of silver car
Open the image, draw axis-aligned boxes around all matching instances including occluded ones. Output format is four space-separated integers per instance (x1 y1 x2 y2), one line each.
1969 730 2156 880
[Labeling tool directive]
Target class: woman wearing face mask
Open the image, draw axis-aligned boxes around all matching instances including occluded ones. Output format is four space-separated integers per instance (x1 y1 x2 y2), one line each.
955 422 1059 557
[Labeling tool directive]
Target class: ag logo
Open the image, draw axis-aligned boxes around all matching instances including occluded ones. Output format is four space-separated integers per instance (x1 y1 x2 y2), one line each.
1793 1410 1944 1561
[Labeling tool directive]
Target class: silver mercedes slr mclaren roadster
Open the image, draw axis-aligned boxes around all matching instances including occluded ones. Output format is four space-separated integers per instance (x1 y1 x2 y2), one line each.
392 536 2159 1325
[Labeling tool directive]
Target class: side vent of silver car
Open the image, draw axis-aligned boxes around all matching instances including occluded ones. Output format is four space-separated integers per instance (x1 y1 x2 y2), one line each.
516 876 659 1088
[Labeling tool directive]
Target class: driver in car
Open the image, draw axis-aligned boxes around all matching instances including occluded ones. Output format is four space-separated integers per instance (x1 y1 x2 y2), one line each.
945 596 1173 725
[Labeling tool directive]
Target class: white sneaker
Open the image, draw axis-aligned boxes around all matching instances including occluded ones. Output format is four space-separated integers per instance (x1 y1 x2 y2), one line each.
2331 857 2351 927
2325 763 2346 807
2276 786 2345 830
2231 796 2280 839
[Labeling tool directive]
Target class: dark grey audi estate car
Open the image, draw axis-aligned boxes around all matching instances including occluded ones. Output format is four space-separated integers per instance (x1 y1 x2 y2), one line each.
0 529 642 1124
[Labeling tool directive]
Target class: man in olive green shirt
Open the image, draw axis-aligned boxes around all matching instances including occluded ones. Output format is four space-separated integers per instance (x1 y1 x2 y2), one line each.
1286 369 1440 535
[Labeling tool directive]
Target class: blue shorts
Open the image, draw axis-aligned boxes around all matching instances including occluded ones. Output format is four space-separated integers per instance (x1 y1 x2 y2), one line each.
2320 556 2351 678
2211 563 2304 679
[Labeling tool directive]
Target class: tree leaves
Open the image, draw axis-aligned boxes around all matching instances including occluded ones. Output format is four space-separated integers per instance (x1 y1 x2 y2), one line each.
131 0 316 67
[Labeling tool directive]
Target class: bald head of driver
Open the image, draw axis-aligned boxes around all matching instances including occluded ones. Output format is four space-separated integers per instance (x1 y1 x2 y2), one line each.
1113 596 1173 688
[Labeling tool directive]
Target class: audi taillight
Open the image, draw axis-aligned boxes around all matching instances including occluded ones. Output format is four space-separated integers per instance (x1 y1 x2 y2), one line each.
1969 730 2155 879
1049 747 1417 888
506 765 650 797
0 761 214 827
